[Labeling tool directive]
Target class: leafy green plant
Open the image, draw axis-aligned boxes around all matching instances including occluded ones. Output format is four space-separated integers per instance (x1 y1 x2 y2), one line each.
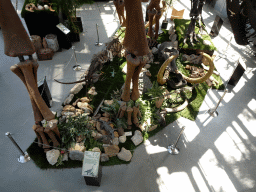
58 115 92 149
101 99 120 119
146 81 166 100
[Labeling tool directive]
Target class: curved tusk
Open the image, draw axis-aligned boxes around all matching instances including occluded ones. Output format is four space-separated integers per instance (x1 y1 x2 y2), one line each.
181 52 214 84
157 54 179 85
162 99 188 113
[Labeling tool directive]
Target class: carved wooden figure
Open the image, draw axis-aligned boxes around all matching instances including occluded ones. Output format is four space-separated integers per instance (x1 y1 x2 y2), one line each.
0 0 60 152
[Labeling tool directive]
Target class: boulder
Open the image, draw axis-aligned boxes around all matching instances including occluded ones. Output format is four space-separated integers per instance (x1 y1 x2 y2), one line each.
104 145 120 157
62 153 68 161
70 83 83 94
88 87 97 95
114 131 119 138
77 102 93 113
75 109 84 116
92 147 101 153
152 47 158 54
117 127 124 136
100 153 109 162
46 149 60 165
117 147 132 161
63 105 76 112
64 94 74 105
112 137 119 145
80 97 91 103
69 150 84 161
119 135 126 143
131 130 143 146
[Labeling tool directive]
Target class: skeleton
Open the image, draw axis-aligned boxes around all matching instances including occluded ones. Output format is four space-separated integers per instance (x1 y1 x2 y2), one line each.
0 0 60 152
184 0 256 46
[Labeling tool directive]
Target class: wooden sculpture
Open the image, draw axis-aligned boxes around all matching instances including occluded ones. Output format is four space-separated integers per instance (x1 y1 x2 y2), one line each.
0 0 60 152
121 0 150 102
113 0 126 27
146 0 166 40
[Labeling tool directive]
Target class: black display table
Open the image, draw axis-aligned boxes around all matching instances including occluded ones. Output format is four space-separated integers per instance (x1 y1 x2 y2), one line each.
23 11 72 49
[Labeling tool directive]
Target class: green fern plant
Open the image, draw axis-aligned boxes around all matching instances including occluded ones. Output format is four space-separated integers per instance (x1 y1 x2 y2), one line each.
146 81 166 100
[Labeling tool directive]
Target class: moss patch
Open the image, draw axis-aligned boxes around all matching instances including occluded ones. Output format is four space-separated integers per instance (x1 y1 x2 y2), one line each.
174 19 217 51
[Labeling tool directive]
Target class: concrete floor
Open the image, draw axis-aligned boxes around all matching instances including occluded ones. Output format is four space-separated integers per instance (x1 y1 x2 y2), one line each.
0 0 256 192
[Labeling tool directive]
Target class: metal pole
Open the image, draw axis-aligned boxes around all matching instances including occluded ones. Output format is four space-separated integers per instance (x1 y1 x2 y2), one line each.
167 126 185 155
5 132 30 163
95 24 103 46
72 46 82 71
207 88 228 117
219 36 233 58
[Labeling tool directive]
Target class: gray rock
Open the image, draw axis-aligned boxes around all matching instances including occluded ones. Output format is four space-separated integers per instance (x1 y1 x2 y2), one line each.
131 130 143 146
70 83 83 94
100 153 109 162
69 150 84 161
152 47 158 54
112 137 119 145
119 135 126 143
64 94 74 105
62 153 68 161
158 42 178 60
46 149 60 165
117 147 132 161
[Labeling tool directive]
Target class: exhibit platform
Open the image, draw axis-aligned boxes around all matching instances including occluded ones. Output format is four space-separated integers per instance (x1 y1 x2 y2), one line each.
1 0 256 191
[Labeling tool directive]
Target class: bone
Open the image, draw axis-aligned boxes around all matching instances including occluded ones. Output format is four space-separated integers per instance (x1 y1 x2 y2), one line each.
131 63 145 101
45 119 60 138
154 10 162 39
36 125 50 151
44 127 60 147
17 60 55 121
119 105 127 118
133 105 140 127
121 54 140 101
147 9 157 38
10 64 44 122
32 124 42 147
127 107 133 126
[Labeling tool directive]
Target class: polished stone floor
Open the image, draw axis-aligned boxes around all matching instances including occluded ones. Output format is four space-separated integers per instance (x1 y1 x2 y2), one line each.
0 0 255 192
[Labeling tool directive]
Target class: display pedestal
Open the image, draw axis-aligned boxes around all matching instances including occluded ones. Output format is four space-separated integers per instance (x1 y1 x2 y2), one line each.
24 11 59 39
82 151 102 186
